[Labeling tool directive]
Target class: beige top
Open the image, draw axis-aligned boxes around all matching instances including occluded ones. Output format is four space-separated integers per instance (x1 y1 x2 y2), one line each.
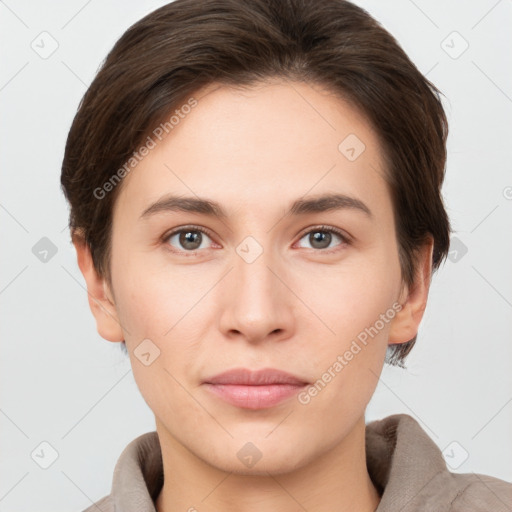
82 413 512 511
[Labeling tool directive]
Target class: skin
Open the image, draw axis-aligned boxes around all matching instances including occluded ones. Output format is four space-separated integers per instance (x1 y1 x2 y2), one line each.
74 79 433 512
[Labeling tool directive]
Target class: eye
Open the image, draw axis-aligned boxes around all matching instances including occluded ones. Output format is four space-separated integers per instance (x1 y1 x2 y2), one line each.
163 225 215 253
162 224 351 255
295 225 350 252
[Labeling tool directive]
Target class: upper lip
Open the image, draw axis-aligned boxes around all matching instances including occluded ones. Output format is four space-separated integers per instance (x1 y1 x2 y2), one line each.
203 368 309 386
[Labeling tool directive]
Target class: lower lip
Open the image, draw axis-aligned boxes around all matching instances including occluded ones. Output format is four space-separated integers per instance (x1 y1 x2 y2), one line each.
203 383 307 409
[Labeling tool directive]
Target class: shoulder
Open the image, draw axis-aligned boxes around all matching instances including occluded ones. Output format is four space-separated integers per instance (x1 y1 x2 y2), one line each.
447 471 512 512
366 414 512 512
79 430 162 511
81 494 114 512
403 469 512 511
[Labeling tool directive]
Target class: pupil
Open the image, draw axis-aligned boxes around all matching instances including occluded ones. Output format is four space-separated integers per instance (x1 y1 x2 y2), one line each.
311 231 331 249
181 231 201 250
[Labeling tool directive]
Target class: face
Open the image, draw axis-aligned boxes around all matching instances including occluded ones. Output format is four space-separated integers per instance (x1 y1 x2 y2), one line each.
100 80 417 474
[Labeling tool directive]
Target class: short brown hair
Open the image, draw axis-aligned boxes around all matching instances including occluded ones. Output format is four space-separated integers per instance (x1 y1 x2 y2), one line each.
61 0 451 367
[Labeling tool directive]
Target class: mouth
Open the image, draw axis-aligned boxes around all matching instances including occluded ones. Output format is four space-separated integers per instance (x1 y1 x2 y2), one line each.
202 367 309 410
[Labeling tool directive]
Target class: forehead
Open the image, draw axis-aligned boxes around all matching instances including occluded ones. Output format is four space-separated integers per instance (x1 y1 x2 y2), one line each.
113 80 390 222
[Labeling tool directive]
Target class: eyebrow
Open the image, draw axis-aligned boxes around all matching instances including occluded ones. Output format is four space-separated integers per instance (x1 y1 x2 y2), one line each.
140 192 373 220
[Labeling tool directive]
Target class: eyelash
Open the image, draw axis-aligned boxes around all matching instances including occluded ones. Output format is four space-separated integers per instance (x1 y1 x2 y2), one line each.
161 224 351 256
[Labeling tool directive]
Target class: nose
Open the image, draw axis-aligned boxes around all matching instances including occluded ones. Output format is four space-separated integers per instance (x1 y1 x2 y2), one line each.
218 240 296 345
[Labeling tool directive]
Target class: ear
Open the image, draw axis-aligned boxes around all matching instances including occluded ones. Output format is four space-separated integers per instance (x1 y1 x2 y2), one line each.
72 234 125 343
388 236 433 345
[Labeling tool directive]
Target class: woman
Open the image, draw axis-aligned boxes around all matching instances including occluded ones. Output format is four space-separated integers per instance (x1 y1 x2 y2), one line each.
60 0 512 510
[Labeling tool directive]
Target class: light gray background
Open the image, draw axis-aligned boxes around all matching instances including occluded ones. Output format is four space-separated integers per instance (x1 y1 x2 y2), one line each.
1 1 511 510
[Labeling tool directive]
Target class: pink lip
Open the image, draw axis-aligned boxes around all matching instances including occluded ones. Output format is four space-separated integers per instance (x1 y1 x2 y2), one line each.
203 368 308 409
203 383 307 409
202 368 309 410
204 368 308 386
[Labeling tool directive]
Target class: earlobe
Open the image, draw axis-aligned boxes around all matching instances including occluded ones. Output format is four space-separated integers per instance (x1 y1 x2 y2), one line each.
72 234 125 343
388 237 434 345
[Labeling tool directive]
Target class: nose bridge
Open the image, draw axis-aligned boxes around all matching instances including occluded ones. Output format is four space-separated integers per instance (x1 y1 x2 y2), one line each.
219 233 293 341
235 234 281 308
232 212 281 293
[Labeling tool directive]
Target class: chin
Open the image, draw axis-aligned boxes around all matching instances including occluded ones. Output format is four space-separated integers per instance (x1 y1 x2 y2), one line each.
196 438 311 476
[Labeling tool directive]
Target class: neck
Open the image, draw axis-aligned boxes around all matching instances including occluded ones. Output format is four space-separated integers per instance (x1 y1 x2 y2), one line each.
155 414 381 512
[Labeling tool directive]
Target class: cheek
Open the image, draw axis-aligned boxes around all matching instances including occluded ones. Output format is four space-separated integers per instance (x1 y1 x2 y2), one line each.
112 252 200 338
113 265 205 418
296 288 391 441
296 251 399 405
305 250 400 338
111 253 211 380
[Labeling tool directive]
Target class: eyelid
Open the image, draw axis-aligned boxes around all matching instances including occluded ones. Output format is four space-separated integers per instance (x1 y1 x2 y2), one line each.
161 224 352 254
162 224 214 239
161 224 216 251
296 224 352 244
